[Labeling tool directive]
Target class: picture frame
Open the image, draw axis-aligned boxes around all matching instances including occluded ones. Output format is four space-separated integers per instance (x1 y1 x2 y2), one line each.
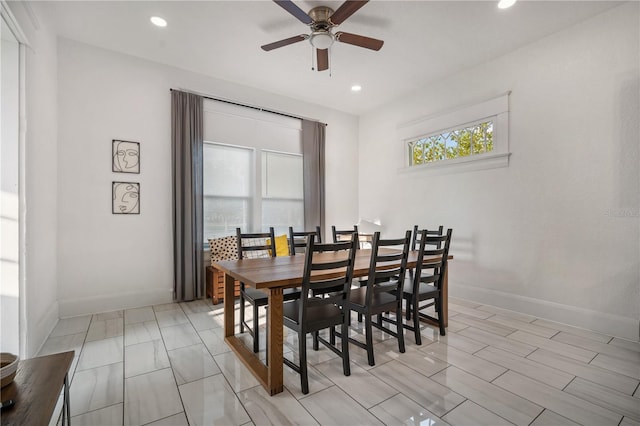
112 139 140 173
112 182 140 214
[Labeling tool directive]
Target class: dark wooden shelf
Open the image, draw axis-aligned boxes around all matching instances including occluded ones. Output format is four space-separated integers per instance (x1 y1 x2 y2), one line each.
1 351 74 426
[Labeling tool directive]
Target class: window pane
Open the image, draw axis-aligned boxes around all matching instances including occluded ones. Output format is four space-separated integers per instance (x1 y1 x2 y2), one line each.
262 151 303 198
204 196 250 238
203 144 252 197
407 119 494 166
409 140 423 166
262 199 304 235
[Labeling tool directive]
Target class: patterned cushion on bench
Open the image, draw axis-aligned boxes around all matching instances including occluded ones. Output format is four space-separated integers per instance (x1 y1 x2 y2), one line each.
208 235 239 265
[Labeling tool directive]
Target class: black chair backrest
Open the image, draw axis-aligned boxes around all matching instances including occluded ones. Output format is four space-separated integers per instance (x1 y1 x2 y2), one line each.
332 225 359 244
297 237 357 323
365 231 412 301
236 227 276 259
288 226 322 256
414 228 452 289
411 225 444 251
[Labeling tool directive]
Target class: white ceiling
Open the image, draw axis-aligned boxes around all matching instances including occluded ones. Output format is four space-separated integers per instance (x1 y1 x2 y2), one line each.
36 0 620 115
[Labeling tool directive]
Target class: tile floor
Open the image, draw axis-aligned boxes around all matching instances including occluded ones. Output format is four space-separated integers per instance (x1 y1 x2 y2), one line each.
40 297 640 425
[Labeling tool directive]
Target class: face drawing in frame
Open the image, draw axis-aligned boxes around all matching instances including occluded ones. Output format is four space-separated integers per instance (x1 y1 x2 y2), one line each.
113 140 140 173
113 182 140 214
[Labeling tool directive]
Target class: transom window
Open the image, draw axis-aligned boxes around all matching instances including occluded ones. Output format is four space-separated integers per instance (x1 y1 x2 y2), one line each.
408 120 494 166
399 93 510 174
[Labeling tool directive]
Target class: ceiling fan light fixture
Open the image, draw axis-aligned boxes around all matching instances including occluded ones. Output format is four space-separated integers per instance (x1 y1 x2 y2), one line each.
309 31 334 49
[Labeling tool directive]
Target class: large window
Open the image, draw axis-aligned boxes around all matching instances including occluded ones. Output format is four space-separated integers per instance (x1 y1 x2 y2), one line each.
203 143 303 239
203 99 303 240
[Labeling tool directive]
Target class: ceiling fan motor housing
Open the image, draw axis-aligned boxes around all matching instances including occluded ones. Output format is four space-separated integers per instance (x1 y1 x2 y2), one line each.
309 6 334 28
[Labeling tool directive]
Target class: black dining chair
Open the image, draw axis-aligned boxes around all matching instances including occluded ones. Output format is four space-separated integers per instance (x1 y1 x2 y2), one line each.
406 225 444 320
332 225 359 245
282 238 357 394
236 228 275 353
401 228 452 344
411 225 444 251
288 226 322 255
236 227 300 353
340 231 411 366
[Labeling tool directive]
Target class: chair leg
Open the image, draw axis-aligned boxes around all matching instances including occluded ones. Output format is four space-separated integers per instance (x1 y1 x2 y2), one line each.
239 291 245 333
365 315 375 366
329 327 336 345
405 296 411 320
298 331 309 394
396 301 405 353
341 319 350 376
313 331 320 350
253 303 259 353
358 312 363 323
436 297 446 336
413 297 422 345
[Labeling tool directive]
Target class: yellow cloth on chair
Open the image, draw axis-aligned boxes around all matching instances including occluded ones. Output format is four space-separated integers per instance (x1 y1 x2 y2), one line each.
267 234 290 257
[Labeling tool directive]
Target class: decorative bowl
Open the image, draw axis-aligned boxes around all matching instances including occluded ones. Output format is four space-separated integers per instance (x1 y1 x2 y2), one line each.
0 353 19 388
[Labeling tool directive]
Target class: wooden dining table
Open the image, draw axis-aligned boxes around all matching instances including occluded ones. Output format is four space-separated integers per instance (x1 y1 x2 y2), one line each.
212 248 452 395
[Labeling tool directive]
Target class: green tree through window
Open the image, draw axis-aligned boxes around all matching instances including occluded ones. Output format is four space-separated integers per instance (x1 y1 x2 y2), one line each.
409 121 493 166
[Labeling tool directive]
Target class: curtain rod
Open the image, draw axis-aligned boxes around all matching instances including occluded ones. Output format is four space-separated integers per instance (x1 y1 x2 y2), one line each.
170 88 326 125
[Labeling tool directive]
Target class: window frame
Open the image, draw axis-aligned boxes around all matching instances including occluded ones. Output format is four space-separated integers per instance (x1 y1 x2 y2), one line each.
398 93 510 175
203 142 304 240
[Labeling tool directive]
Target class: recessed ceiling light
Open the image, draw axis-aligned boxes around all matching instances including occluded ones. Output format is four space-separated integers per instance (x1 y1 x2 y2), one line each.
150 16 167 27
497 0 516 9
351 85 362 92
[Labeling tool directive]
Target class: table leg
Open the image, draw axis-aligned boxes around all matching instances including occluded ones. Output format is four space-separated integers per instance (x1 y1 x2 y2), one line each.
223 276 282 395
223 271 235 338
267 288 284 395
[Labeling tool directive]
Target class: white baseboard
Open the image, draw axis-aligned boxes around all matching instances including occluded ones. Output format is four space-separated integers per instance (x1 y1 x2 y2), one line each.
30 301 59 357
451 284 639 341
58 289 173 318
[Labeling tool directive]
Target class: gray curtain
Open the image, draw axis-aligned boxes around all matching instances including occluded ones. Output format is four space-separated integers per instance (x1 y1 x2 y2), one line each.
302 119 326 235
171 90 204 301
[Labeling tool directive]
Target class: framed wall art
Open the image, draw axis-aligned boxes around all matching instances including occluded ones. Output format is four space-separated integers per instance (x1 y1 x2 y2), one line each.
112 139 140 173
112 182 140 214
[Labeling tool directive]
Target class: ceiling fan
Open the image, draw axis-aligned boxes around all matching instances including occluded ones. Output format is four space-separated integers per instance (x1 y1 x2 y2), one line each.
261 0 384 72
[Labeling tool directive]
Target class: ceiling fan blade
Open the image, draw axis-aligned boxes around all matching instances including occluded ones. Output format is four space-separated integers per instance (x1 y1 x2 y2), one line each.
273 0 313 25
317 49 329 71
329 0 369 25
261 35 307 51
335 31 384 51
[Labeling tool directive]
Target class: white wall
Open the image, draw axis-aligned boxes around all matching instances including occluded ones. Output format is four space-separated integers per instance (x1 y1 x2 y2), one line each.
358 3 639 340
9 2 61 356
57 39 359 317
1 14 21 355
